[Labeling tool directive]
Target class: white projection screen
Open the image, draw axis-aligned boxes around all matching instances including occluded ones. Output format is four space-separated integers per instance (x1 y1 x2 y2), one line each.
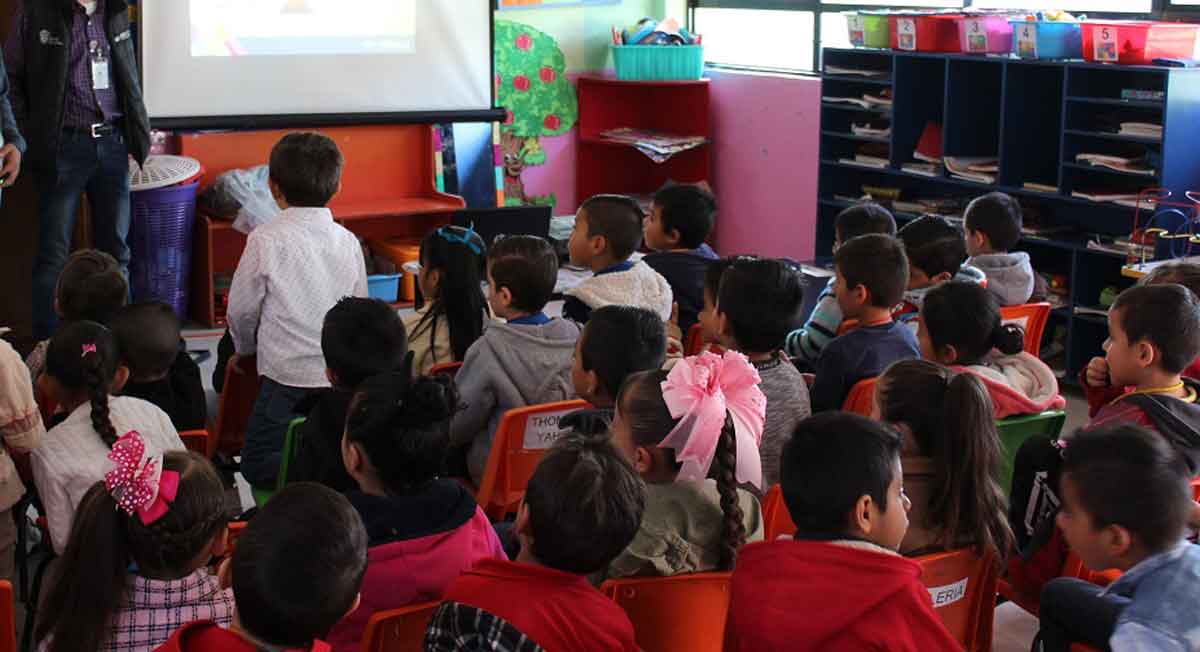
141 0 498 128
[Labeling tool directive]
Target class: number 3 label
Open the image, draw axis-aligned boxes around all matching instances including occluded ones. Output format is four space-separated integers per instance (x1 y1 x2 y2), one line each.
1094 26 1118 62
898 18 917 51
965 18 988 52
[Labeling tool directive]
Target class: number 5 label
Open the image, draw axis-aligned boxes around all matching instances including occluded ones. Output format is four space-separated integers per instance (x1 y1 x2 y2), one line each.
1094 26 1118 62
898 18 917 51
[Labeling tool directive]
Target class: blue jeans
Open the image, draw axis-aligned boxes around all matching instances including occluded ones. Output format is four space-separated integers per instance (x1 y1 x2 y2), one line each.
31 130 131 339
241 377 310 489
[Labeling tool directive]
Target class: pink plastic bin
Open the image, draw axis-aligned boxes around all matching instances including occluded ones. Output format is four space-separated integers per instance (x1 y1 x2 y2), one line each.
958 15 1014 54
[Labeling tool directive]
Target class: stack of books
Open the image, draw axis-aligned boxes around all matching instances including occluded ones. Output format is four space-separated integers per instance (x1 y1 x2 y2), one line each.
1076 153 1156 176
945 157 998 184
1118 122 1163 140
599 128 708 164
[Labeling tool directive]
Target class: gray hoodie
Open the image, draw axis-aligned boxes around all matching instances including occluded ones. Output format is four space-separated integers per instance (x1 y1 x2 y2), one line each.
451 318 581 483
969 252 1036 306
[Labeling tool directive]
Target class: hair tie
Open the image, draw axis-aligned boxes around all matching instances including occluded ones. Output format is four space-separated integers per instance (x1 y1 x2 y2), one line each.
658 351 768 490
436 224 483 255
81 343 97 358
104 431 179 525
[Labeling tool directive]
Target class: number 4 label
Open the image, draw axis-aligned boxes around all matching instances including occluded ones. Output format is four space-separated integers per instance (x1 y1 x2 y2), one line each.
897 18 917 51
1094 26 1118 62
965 18 987 53
848 15 865 46
1017 24 1038 58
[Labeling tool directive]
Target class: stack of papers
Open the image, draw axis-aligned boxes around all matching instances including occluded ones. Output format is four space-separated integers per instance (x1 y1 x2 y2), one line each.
901 162 940 177
825 65 890 80
945 157 998 184
1023 182 1059 194
1076 153 1156 176
1118 122 1162 140
599 128 708 164
851 122 891 138
863 92 893 107
838 154 889 169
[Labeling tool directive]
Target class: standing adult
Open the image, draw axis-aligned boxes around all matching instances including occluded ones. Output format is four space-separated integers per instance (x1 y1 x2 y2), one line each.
5 0 151 339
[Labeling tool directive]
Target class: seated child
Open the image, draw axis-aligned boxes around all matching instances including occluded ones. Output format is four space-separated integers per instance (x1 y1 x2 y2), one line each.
36 447 233 652
964 192 1037 306
1037 424 1200 652
227 133 368 490
896 215 985 325
692 256 744 355
785 202 897 367
32 321 185 553
605 360 764 579
566 305 667 436
110 302 206 431
919 281 1064 418
810 234 919 413
642 184 719 334
714 257 810 487
1137 262 1200 380
26 249 128 383
452 235 580 483
405 225 491 377
0 339 42 582
563 194 673 324
876 359 1014 558
289 297 409 493
727 412 960 652
328 373 506 652
427 435 643 652
157 483 369 652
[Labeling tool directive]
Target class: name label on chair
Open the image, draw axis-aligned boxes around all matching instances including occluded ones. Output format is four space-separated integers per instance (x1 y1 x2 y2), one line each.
522 410 576 449
927 578 968 607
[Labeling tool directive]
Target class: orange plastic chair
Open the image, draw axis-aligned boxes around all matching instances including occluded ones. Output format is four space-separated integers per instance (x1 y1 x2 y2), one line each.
361 601 440 652
600 573 732 652
999 303 1052 357
226 521 247 556
430 362 463 378
179 429 213 458
475 400 590 520
761 484 797 541
0 581 14 652
917 549 998 652
214 355 261 457
841 377 878 416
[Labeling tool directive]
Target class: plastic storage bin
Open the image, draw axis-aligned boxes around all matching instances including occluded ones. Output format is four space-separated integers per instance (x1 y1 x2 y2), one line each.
611 45 704 81
889 13 962 53
1082 21 1200 64
958 14 1014 54
370 238 422 302
846 12 891 48
128 182 199 321
1009 20 1083 59
367 274 402 303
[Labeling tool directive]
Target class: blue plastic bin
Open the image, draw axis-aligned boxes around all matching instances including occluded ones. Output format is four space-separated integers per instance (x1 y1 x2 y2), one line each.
368 274 402 303
611 45 704 81
1009 21 1083 59
128 182 199 321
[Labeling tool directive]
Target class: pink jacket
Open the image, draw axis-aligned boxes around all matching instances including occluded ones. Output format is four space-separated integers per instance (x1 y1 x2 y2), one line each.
956 352 1066 419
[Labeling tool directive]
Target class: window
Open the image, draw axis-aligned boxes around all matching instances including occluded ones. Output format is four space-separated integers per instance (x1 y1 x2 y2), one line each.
693 8 816 71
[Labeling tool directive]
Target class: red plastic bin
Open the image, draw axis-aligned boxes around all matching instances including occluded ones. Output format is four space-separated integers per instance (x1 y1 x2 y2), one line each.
890 13 964 52
1082 21 1200 64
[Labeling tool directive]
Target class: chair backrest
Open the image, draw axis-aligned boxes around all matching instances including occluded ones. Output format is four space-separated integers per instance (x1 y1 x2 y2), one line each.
761 484 797 541
276 417 308 490
179 429 213 458
430 362 464 378
995 410 1067 495
475 400 590 520
917 548 998 652
0 581 14 652
841 377 878 416
361 601 440 652
999 303 1052 358
214 355 261 457
685 323 705 356
226 521 248 556
600 573 732 652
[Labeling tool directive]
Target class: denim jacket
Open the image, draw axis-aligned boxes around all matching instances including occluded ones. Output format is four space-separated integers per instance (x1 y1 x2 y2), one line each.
1107 541 1200 652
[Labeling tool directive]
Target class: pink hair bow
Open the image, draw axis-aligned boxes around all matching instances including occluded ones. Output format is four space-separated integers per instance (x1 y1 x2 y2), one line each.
104 431 179 525
659 351 767 490
81 343 97 357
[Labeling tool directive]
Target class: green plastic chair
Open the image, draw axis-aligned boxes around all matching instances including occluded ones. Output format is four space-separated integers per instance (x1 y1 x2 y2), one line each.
995 410 1067 496
251 417 307 508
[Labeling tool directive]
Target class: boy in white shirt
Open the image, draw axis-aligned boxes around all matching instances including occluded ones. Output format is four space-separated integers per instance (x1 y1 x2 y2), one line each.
227 132 367 491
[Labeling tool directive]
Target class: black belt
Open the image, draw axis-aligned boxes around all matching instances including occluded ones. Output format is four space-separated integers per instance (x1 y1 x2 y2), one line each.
63 122 118 138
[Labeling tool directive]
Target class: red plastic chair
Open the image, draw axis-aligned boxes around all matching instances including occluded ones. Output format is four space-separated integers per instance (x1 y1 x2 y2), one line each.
360 601 440 652
430 362 463 378
917 549 998 652
999 302 1052 357
761 484 797 541
214 355 261 457
600 573 732 652
179 429 213 458
0 580 14 652
685 323 706 356
475 400 590 520
842 377 878 417
226 521 247 556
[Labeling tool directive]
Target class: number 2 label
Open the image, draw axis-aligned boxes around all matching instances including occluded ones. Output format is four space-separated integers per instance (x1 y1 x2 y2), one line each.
1094 26 1118 62
898 18 917 51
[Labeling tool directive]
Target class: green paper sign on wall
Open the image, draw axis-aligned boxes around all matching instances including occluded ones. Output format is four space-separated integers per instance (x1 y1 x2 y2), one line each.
495 20 578 207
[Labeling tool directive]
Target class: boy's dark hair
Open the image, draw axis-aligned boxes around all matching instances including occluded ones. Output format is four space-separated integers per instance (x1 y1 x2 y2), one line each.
703 255 753 304
321 297 409 389
965 192 1023 252
109 302 180 381
898 216 968 279
653 184 717 249
488 235 559 314
717 258 804 353
56 249 128 325
233 483 368 648
524 434 645 574
1141 262 1200 301
581 306 667 399
781 412 903 537
835 202 897 242
922 281 1025 364
1062 424 1191 552
269 132 345 207
1111 284 1200 374
834 234 908 308
580 194 645 261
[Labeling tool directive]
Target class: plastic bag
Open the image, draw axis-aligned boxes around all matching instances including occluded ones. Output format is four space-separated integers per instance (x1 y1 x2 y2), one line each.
197 165 281 234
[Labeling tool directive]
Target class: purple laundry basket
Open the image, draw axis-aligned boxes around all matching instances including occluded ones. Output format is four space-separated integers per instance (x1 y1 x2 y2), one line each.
128 182 199 321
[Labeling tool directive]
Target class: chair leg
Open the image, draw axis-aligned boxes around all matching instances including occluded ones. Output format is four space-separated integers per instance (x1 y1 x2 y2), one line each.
13 507 25 603
21 553 54 652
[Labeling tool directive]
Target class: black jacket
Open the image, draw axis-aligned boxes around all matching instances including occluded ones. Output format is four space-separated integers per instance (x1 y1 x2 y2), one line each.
287 388 356 493
121 349 207 432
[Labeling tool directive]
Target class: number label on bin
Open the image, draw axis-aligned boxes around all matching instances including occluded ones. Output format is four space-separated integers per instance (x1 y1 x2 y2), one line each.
965 18 988 52
1017 24 1038 58
1094 26 1118 62
897 18 917 51
848 15 865 46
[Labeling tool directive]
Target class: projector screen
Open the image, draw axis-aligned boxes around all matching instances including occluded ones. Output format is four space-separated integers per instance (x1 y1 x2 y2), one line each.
141 0 498 128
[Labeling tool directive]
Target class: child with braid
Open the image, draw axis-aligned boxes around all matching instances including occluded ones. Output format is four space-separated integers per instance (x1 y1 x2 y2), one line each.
32 321 185 553
605 353 765 579
36 445 233 652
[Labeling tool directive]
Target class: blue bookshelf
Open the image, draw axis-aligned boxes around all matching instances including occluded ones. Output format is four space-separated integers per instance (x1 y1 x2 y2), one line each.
817 48 1200 383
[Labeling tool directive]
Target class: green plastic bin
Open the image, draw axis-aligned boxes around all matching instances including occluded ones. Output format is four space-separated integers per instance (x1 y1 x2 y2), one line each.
611 45 704 81
848 12 891 48
996 410 1067 496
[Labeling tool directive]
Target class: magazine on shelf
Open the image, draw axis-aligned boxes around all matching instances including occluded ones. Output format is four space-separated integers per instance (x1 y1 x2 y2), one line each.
1075 153 1156 176
599 128 708 163
944 157 998 184
839 155 889 169
822 96 873 109
851 123 891 137
825 65 890 79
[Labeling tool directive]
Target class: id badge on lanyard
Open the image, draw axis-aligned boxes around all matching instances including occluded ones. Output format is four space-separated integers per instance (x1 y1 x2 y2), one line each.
90 40 110 91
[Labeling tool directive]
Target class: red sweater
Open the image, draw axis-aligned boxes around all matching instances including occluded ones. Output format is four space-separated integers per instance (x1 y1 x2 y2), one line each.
728 539 960 652
155 621 331 652
441 559 638 652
